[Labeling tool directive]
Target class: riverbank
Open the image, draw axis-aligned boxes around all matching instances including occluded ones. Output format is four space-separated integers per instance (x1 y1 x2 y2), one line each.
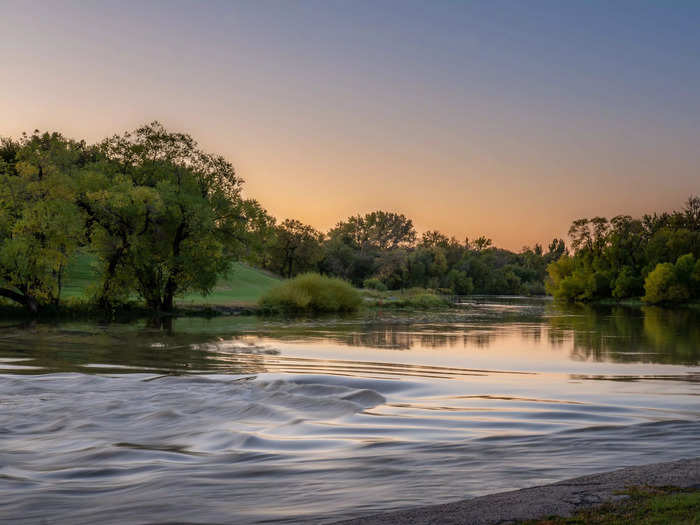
333 458 700 525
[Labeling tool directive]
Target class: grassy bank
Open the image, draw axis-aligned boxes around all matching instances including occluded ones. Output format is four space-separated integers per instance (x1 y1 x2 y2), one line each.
520 486 700 524
61 251 280 307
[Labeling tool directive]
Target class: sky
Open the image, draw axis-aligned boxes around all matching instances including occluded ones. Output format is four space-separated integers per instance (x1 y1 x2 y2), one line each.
1 0 699 250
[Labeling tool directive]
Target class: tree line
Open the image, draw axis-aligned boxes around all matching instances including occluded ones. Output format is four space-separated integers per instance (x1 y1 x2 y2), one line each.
2 122 697 314
253 211 566 297
546 197 700 304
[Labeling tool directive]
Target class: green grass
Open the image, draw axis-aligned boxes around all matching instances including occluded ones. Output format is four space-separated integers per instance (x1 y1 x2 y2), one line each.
61 251 281 306
180 263 281 306
520 486 700 525
259 273 361 313
61 251 100 299
362 287 452 309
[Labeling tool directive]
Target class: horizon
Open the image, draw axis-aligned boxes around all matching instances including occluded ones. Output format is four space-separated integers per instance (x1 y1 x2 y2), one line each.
2 0 699 250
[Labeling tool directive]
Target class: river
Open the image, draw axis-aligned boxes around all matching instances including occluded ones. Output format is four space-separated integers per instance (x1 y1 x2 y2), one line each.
1 297 699 523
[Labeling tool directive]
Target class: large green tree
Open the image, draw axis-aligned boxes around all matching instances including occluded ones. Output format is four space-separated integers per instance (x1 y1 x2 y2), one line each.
328 211 416 253
0 132 87 312
266 219 324 278
79 122 253 312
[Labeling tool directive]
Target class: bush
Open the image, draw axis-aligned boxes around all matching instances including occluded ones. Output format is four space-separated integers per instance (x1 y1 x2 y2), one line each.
643 253 700 304
446 269 474 295
545 255 576 298
385 289 450 308
402 292 450 308
363 277 387 291
613 266 644 299
259 273 361 313
643 261 687 304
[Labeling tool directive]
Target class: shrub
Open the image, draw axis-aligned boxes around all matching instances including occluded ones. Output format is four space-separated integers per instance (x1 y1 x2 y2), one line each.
675 253 696 285
446 269 474 295
363 277 387 291
403 293 450 308
643 262 687 304
643 253 700 304
386 289 450 308
545 255 576 298
613 266 644 299
259 273 361 313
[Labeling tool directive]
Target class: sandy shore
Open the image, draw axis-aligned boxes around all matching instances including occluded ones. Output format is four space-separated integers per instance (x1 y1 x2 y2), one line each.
332 457 700 525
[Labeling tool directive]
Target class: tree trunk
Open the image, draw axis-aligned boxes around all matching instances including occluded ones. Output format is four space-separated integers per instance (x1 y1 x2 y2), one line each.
0 288 39 313
162 288 175 313
98 247 126 310
161 220 187 313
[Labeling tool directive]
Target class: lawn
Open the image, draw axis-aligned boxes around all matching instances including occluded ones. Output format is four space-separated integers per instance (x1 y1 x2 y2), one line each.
61 251 281 306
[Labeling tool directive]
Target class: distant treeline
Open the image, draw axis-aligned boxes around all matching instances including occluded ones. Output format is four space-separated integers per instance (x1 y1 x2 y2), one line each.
1 122 697 314
252 213 565 296
546 198 700 304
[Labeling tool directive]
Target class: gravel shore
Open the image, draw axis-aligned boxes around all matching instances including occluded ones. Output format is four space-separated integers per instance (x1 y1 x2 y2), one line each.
332 457 700 525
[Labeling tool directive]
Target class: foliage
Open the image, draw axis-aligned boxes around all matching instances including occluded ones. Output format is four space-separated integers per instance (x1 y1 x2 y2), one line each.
79 122 258 312
258 273 361 313
362 287 451 309
547 197 700 303
643 254 700 304
363 277 387 291
0 132 89 311
395 291 450 308
3 122 697 314
612 266 644 300
318 210 562 295
0 124 269 314
328 210 416 253
263 218 324 278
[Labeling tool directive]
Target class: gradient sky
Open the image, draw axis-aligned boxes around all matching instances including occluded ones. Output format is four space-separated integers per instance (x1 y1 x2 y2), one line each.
2 1 699 250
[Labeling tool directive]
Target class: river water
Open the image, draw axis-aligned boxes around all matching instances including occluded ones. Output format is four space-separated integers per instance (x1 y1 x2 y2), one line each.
1 298 699 523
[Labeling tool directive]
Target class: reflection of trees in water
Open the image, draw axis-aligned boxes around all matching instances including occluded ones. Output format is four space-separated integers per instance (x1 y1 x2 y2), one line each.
339 328 495 350
6 302 698 373
546 303 700 365
0 324 271 375
253 322 502 350
365 326 504 350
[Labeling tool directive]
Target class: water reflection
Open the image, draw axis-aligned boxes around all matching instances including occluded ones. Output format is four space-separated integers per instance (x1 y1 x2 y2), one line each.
1 298 699 524
2 301 700 374
547 303 700 365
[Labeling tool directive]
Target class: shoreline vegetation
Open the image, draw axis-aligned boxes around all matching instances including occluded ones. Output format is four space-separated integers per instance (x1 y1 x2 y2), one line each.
1 123 699 318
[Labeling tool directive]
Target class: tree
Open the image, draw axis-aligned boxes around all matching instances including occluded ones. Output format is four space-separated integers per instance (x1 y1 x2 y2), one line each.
268 219 324 278
420 230 450 248
684 195 700 231
644 263 685 304
329 211 416 253
643 254 700 304
468 236 492 252
547 238 567 261
81 122 250 312
0 132 86 312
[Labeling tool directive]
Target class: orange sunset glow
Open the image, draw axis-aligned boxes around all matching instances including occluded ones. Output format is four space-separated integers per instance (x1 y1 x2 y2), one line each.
2 2 698 249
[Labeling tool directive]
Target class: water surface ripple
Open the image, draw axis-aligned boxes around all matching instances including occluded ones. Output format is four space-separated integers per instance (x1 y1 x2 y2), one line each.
1 299 699 523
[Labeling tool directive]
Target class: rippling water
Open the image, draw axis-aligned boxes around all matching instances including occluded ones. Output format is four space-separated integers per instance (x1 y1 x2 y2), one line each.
1 298 699 523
